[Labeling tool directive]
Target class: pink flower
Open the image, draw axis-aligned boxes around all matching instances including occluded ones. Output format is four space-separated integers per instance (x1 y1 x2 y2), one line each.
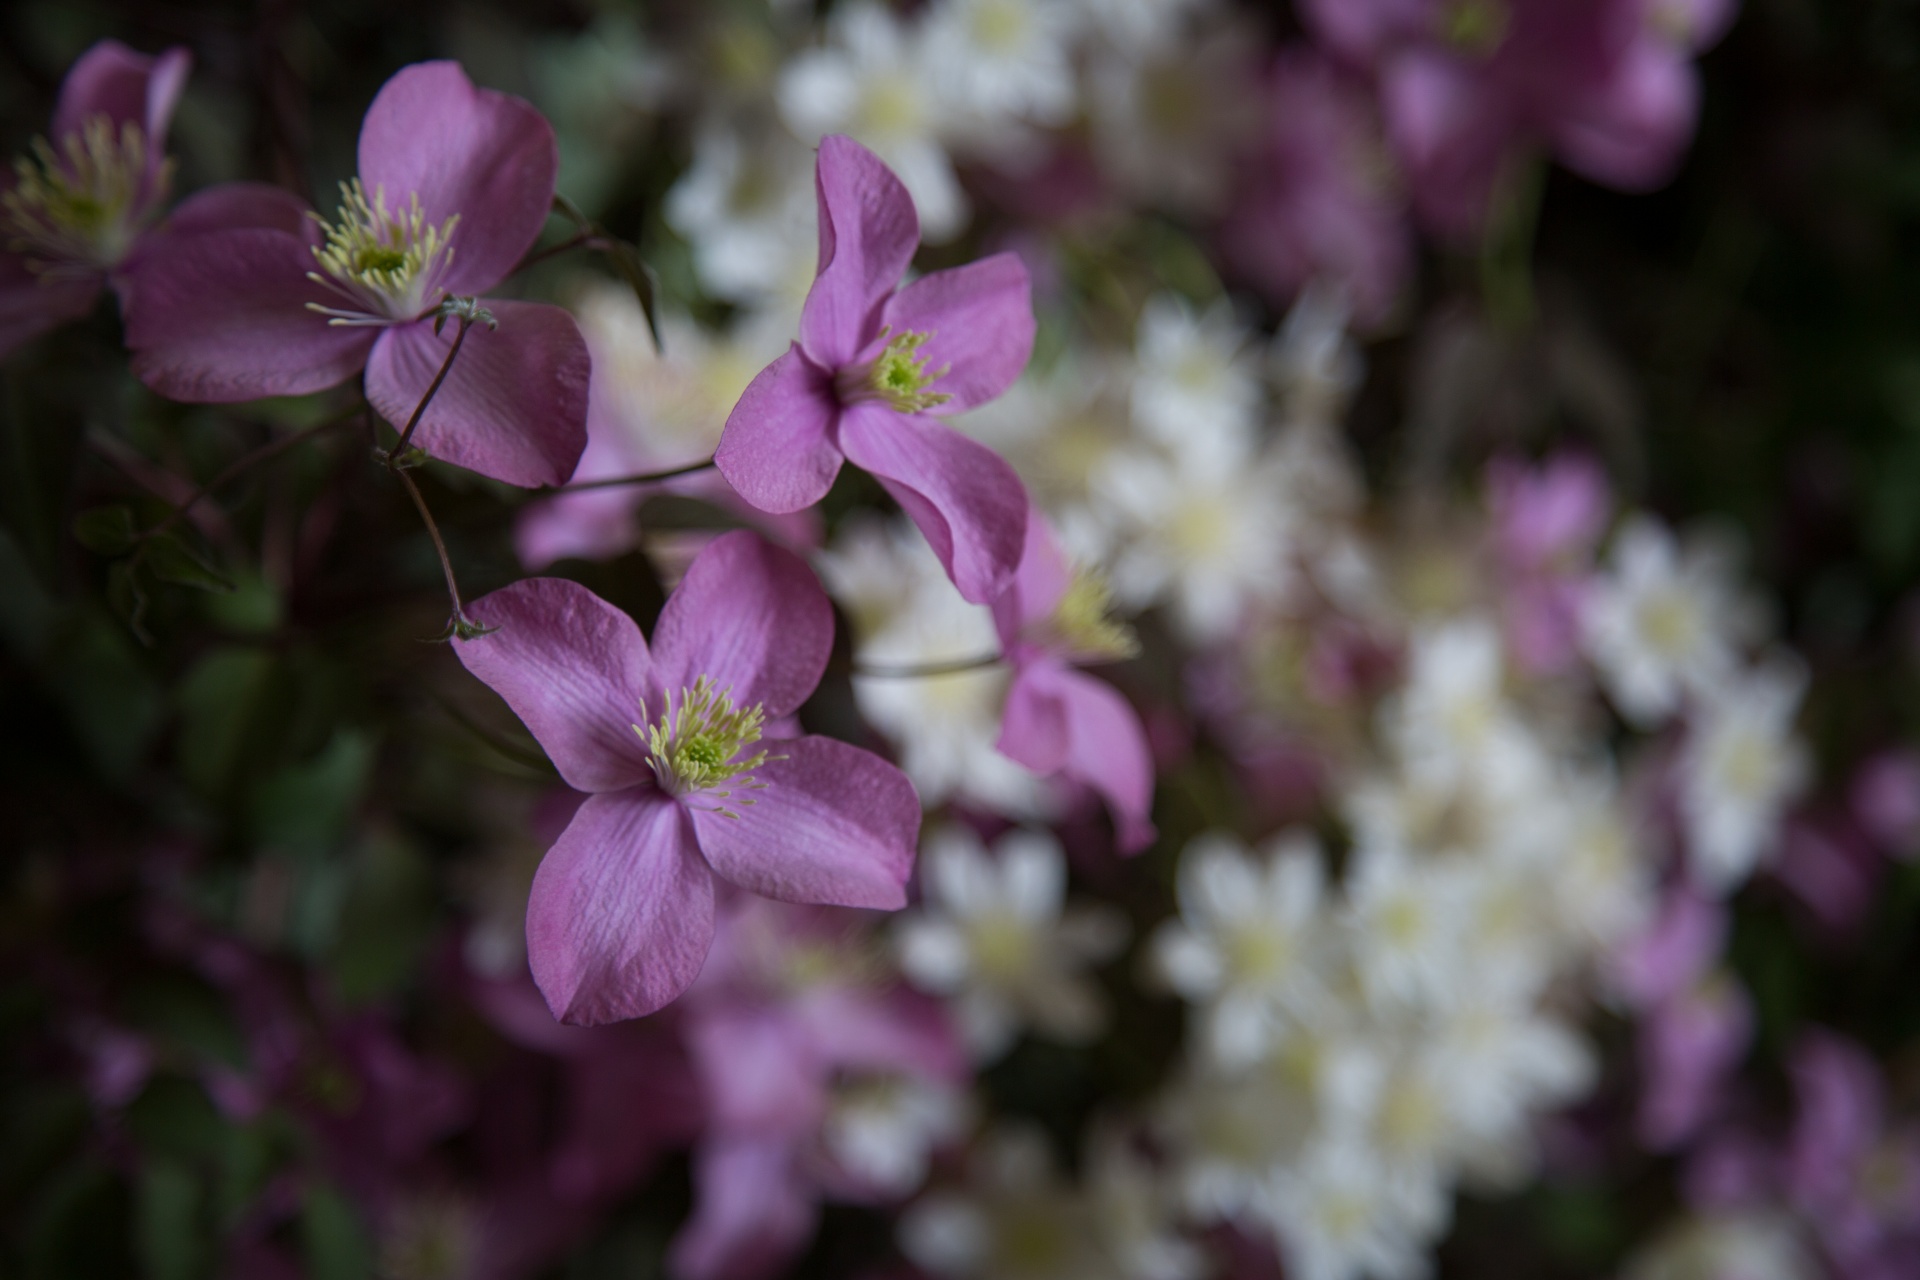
1787 1031 1920 1267
120 62 588 488
991 510 1156 855
453 531 921 1024
1852 750 1920 860
1302 0 1738 237
1487 453 1610 674
715 136 1034 605
0 40 189 357
1219 50 1413 328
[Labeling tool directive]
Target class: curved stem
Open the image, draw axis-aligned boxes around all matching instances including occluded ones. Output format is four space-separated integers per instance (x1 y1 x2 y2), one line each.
387 312 473 462
136 409 354 542
850 652 1006 679
553 457 719 492
514 231 606 274
393 465 485 639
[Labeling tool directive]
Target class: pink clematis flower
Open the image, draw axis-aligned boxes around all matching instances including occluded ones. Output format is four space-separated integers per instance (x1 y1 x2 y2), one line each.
991 509 1156 854
120 61 588 488
715 135 1034 605
454 531 921 1025
0 40 189 358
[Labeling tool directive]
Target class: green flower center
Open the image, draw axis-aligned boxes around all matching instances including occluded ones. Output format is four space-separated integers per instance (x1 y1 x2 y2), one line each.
1441 0 1510 55
637 675 776 815
836 328 952 414
306 179 460 326
2 115 162 274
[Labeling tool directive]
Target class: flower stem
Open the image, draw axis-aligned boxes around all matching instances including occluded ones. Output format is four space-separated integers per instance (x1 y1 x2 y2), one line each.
554 457 719 492
392 464 488 640
386 311 473 463
850 652 1006 678
135 409 355 543
514 230 606 274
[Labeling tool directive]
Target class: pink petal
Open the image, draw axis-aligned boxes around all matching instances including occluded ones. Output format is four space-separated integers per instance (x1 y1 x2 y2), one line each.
527 790 715 1025
647 531 833 719
714 345 844 514
837 405 1028 604
1001 661 1156 855
669 1137 819 1280
53 41 189 150
355 61 558 296
878 252 1034 413
364 300 588 488
1552 37 1696 192
0 252 100 360
122 228 376 402
997 662 1072 776
456 576 656 794
686 1007 828 1134
156 181 314 239
992 505 1073 650
800 135 919 369
692 736 919 911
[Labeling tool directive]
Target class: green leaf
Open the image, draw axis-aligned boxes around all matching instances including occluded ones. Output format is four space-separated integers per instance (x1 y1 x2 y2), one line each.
72 506 137 555
145 533 234 593
605 237 665 353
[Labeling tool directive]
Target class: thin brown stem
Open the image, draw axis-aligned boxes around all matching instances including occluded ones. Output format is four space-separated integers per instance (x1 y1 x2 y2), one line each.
136 410 352 542
387 313 473 461
554 457 719 492
514 231 607 274
850 652 1006 679
392 465 485 639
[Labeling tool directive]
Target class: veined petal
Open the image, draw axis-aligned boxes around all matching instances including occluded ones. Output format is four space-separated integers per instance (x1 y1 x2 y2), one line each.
837 405 1028 604
647 531 833 719
356 61 558 296
364 300 589 489
527 790 715 1025
1050 663 1157 855
456 576 656 794
878 253 1035 413
800 134 919 369
692 736 919 911
123 228 377 402
714 345 844 514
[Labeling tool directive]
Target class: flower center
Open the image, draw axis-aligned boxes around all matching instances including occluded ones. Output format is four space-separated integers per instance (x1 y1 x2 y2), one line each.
636 675 774 814
1441 0 1510 56
2 116 162 275
1038 566 1138 661
835 328 952 414
306 179 460 326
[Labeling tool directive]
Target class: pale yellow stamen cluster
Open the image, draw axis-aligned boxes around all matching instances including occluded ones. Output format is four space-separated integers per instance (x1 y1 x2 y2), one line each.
306 179 459 326
2 116 162 274
836 327 952 414
636 675 776 815
1041 565 1139 662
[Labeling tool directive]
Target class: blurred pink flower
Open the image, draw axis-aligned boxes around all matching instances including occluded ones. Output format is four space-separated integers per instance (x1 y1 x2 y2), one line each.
121 61 588 487
1487 453 1611 675
715 135 1034 604
454 532 921 1024
1852 749 1920 860
0 40 189 357
1787 1030 1920 1268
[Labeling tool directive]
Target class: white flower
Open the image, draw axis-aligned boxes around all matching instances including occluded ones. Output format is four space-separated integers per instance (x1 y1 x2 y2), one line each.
823 1072 972 1198
1129 293 1263 453
1583 516 1767 728
959 354 1136 517
1381 617 1536 790
1097 434 1295 644
1152 830 1331 1067
779 2 968 241
1540 769 1653 955
896 829 1129 1061
1086 1126 1208 1280
664 122 817 312
1621 1211 1820 1280
1341 846 1469 1012
1678 658 1810 894
901 1127 1107 1280
1068 0 1216 52
1256 1137 1439 1280
925 0 1081 151
1418 995 1595 1184
1270 282 1366 431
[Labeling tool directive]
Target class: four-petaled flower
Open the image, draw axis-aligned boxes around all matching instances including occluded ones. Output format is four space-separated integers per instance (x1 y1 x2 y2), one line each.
455 531 922 1025
0 40 190 359
716 134 1035 604
120 61 589 488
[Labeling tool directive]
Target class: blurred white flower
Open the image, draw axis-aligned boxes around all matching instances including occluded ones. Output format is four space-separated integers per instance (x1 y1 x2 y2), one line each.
1583 516 1767 728
1257 1136 1439 1280
824 1072 972 1198
664 122 817 313
960 354 1136 521
1620 1211 1820 1280
1085 1126 1209 1280
896 828 1129 1061
1069 0 1217 54
1271 282 1366 430
1130 293 1263 453
901 1126 1108 1280
1383 617 1536 790
1341 846 1469 1011
779 2 968 240
1152 829 1331 1067
1678 658 1810 894
926 0 1081 150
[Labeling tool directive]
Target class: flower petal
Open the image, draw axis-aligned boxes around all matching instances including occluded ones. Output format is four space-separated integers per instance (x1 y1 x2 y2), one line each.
992 506 1073 649
647 531 833 718
669 1137 819 1280
1001 661 1156 855
0 252 100 360
355 61 557 296
996 662 1071 777
837 405 1028 604
527 790 715 1025
456 576 656 793
692 735 919 910
156 181 315 239
800 135 919 369
122 228 376 402
364 300 588 488
53 41 189 149
714 345 844 514
878 253 1034 413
